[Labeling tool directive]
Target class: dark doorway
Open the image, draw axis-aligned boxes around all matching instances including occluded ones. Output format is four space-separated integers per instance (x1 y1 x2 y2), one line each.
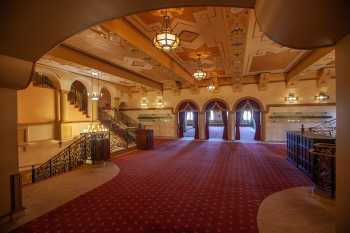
205 100 228 140
235 99 262 142
177 101 199 139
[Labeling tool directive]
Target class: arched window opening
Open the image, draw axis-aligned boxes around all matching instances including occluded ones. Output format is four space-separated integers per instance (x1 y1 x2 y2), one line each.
69 81 88 115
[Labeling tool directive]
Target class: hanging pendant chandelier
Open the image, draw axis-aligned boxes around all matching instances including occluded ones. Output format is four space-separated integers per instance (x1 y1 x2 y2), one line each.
193 54 207 81
153 10 180 51
88 71 103 101
207 84 215 91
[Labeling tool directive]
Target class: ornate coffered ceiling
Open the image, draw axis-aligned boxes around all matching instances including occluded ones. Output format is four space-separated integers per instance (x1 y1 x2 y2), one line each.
45 6 336 92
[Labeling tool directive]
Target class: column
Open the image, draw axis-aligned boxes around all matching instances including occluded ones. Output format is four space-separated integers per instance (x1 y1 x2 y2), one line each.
232 111 236 140
60 90 69 123
199 112 205 140
227 111 234 141
0 88 21 220
59 90 69 142
54 89 61 140
336 33 350 233
92 100 98 122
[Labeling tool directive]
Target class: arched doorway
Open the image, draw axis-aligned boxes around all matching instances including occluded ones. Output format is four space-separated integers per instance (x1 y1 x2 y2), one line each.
68 80 88 115
176 100 199 139
98 87 112 110
234 98 263 142
204 99 229 140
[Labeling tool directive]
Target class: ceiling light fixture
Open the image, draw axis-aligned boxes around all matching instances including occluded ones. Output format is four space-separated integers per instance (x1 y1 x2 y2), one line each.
285 93 298 104
88 71 103 101
207 84 216 92
315 92 330 102
193 54 207 81
153 9 180 51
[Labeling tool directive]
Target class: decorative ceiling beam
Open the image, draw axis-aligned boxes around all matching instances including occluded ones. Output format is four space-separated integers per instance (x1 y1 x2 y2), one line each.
285 47 334 86
48 45 163 90
317 67 335 88
102 19 195 85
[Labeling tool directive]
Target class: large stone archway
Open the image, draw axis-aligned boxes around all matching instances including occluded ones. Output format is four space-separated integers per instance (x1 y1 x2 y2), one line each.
0 1 349 89
0 1 350 231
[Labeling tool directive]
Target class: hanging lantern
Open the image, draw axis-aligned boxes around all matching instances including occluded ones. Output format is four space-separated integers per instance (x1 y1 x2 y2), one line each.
314 92 330 102
153 10 180 51
88 71 103 101
193 54 207 81
285 93 298 104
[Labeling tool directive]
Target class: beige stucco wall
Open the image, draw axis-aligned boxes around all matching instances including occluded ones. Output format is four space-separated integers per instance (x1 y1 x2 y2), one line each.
122 79 336 141
0 88 18 219
17 83 56 124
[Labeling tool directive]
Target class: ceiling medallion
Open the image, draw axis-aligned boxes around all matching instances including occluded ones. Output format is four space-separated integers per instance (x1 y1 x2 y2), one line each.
153 10 180 51
193 54 207 81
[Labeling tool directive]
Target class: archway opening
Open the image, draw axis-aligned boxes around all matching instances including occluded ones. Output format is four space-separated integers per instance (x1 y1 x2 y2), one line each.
68 80 88 115
98 87 112 110
234 99 262 142
204 100 228 140
177 101 199 140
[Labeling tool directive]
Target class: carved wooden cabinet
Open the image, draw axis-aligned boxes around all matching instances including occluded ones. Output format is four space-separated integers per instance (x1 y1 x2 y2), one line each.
310 143 336 198
136 129 154 150
286 131 335 179
91 138 110 161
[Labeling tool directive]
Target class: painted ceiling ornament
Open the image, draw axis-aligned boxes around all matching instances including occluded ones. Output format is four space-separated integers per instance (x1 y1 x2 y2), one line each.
153 9 180 51
193 54 207 81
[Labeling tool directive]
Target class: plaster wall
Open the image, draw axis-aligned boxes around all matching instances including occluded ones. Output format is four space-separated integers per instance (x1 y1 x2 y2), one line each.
122 79 336 141
17 83 56 124
0 88 18 219
27 124 55 142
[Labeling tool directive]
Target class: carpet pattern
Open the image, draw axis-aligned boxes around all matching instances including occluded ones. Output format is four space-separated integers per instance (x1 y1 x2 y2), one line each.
12 140 311 233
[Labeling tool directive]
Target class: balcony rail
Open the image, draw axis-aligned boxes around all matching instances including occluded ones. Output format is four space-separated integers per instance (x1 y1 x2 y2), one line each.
20 135 94 185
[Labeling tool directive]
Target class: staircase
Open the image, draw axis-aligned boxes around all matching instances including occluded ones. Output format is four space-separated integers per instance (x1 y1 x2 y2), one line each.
309 118 336 137
20 135 92 185
98 109 138 153
115 109 139 128
68 88 89 118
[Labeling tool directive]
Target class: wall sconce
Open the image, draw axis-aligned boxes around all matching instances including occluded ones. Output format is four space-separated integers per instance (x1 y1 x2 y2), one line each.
285 93 298 104
314 92 330 102
155 97 165 108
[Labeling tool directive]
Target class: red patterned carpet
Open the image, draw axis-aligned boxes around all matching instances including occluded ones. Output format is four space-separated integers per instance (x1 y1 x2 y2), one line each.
12 140 310 233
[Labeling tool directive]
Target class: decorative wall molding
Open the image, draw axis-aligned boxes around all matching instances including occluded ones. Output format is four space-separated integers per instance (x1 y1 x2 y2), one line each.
265 102 336 114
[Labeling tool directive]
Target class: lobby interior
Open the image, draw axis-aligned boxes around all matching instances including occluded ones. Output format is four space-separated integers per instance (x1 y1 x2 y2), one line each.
0 1 349 233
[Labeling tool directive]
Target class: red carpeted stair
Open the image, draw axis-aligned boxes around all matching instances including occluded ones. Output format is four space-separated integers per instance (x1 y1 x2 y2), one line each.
12 140 311 233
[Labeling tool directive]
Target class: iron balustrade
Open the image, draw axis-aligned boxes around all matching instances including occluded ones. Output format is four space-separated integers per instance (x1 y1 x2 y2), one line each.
99 109 137 149
309 119 336 137
32 135 92 183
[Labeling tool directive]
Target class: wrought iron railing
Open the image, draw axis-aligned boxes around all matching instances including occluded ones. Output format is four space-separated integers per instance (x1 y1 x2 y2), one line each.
68 88 88 115
99 109 137 149
115 109 139 128
309 118 336 137
32 135 92 183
